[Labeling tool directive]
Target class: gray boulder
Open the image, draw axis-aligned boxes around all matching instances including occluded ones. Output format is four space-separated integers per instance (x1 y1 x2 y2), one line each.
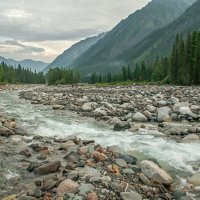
120 191 142 200
157 107 172 122
35 160 61 175
113 122 131 131
133 112 147 122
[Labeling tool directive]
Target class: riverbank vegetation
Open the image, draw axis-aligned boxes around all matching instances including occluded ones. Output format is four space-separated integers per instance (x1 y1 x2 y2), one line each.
89 31 200 85
0 62 45 84
0 31 199 86
46 68 80 85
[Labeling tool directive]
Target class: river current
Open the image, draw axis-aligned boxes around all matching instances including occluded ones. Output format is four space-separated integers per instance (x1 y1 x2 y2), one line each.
0 90 200 183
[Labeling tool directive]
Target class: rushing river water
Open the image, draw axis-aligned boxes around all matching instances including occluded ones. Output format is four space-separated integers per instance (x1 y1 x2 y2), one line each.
0 90 200 182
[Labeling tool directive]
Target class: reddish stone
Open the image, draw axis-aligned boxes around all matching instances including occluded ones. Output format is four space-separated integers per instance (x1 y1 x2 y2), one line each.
87 192 99 200
92 151 107 162
43 192 52 200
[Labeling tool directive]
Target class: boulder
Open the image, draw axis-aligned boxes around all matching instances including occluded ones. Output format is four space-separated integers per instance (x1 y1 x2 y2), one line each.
82 102 97 112
124 113 133 120
109 117 121 125
167 97 179 105
114 158 127 168
147 105 156 113
113 122 131 131
79 184 94 197
179 107 197 119
57 179 79 196
119 154 137 165
157 107 172 122
140 160 173 185
182 134 199 142
60 140 76 151
35 160 61 175
87 192 99 200
92 151 107 162
158 100 167 106
77 166 101 181
120 191 142 200
132 112 147 122
0 126 15 137
191 105 200 112
93 108 107 117
139 173 150 186
101 102 115 110
173 102 190 112
188 172 200 186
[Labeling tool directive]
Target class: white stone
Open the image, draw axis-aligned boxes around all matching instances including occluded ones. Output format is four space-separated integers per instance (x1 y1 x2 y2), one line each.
140 160 173 185
157 107 172 122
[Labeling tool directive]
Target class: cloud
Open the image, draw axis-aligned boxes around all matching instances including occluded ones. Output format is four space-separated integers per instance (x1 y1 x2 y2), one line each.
3 40 45 53
0 40 45 57
0 0 150 61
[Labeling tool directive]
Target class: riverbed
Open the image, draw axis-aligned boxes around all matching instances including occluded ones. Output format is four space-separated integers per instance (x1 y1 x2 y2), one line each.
0 89 200 183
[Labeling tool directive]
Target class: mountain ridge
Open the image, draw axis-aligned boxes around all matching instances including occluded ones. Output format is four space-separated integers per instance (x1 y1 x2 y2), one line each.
43 33 106 74
120 0 200 65
69 0 196 75
0 56 48 72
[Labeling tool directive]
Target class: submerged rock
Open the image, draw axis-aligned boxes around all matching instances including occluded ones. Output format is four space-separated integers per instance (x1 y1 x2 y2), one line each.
113 122 131 131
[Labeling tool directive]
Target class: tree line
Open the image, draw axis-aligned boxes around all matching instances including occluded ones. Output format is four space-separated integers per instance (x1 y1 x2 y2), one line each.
0 62 45 84
46 68 80 85
89 31 200 85
1 31 199 85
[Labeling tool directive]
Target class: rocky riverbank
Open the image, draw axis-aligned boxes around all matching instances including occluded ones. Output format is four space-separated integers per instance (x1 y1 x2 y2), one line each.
0 112 200 200
19 85 200 142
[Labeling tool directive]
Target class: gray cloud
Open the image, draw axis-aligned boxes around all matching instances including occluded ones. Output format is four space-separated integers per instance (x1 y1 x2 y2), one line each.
0 0 150 61
2 40 45 53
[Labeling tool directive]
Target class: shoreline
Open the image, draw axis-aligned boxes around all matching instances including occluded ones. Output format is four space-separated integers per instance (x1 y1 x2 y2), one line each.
0 85 200 199
0 112 198 200
19 84 200 141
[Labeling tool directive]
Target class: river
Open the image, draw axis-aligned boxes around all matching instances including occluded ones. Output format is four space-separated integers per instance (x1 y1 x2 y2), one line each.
0 89 200 184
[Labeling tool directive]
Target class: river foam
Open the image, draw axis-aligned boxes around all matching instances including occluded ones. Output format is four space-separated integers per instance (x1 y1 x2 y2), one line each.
0 91 200 176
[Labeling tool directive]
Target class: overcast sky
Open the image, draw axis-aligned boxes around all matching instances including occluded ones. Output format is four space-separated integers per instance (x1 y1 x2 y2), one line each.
0 0 150 63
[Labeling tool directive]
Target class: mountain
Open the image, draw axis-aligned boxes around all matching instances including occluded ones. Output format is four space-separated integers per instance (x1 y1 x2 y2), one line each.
70 0 196 75
120 0 200 64
0 56 48 72
42 33 106 74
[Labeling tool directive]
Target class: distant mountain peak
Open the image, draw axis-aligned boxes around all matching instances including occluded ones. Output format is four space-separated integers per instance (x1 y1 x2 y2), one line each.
0 56 48 72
